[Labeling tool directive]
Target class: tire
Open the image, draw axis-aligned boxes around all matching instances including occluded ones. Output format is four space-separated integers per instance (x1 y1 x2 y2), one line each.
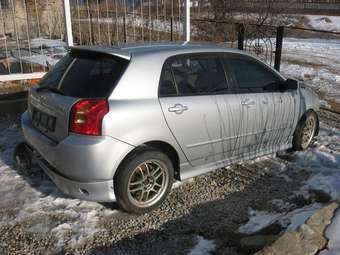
292 110 319 151
114 148 174 214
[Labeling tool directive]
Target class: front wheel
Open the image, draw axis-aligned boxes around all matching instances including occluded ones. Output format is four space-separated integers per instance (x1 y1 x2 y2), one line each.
114 149 174 214
292 110 318 151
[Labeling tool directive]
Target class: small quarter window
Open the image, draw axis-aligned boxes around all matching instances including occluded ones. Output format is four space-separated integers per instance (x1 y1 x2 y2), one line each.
159 63 178 97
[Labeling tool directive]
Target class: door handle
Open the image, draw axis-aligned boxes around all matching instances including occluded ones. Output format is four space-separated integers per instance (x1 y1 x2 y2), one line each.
168 104 188 114
241 99 256 107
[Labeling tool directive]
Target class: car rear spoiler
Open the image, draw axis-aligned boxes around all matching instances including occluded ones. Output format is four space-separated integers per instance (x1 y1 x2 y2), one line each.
69 46 131 60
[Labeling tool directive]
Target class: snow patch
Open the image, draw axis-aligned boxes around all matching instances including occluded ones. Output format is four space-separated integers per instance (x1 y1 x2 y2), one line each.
281 204 322 231
238 209 282 234
280 38 340 101
292 127 340 200
188 235 215 255
239 125 340 235
320 208 340 255
307 15 340 33
239 204 322 234
30 38 67 48
0 118 118 250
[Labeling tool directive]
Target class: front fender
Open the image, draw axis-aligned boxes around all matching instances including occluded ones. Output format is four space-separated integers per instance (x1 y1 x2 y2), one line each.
299 83 321 116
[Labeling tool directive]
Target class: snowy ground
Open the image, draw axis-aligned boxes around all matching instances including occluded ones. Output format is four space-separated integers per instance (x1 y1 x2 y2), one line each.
280 38 340 107
0 117 118 253
1 16 340 254
238 123 340 235
306 15 340 33
0 112 339 254
320 208 340 255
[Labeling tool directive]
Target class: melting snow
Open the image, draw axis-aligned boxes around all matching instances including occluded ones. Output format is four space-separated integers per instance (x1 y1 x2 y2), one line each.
0 118 118 251
188 235 215 255
239 125 340 234
238 204 323 234
30 38 67 48
307 15 340 33
280 38 340 102
320 208 340 255
238 209 282 234
281 203 323 231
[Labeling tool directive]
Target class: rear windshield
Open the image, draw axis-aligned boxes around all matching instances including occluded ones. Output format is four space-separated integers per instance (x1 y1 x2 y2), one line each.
39 50 129 98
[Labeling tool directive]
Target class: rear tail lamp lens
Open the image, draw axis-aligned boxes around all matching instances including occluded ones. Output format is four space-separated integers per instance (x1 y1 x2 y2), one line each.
69 99 109 136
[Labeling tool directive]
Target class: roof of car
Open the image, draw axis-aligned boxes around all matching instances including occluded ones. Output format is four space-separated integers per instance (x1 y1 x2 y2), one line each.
71 42 242 60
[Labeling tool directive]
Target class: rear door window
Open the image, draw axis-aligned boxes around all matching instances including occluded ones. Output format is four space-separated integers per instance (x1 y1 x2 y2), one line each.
159 55 228 97
39 50 129 98
173 56 228 95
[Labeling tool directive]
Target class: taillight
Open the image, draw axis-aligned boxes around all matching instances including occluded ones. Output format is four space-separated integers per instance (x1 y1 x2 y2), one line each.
69 99 109 136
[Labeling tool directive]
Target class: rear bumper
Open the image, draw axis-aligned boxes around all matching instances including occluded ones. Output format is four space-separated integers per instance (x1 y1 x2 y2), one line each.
25 144 116 202
21 111 135 202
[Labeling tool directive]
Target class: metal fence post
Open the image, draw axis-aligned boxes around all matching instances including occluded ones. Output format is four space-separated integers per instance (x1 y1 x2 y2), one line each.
90 12 94 44
170 16 173 41
237 24 244 50
63 0 74 47
184 0 190 42
274 26 284 72
123 15 127 43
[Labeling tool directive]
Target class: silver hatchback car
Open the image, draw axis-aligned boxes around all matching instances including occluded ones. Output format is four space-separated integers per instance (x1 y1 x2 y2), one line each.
17 43 320 213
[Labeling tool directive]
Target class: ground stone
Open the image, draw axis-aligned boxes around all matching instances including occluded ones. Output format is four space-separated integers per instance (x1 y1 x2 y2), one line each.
255 203 339 255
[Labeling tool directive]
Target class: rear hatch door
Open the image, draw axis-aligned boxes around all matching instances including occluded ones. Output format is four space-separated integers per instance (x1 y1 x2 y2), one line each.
28 48 130 142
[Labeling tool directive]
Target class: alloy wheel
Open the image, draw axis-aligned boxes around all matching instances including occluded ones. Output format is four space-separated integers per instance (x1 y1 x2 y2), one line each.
301 116 316 149
127 160 169 208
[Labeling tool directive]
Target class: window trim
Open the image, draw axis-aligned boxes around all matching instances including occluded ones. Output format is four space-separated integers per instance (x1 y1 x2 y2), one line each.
221 53 286 94
158 53 233 98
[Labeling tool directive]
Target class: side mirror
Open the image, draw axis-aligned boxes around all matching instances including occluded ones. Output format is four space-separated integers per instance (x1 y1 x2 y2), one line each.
283 78 298 91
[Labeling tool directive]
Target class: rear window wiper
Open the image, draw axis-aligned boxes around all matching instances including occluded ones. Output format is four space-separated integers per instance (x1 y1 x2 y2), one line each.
36 86 65 95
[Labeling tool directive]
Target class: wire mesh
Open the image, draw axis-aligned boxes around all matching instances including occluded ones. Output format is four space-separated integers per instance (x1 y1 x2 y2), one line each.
70 0 185 46
0 0 67 77
0 0 185 78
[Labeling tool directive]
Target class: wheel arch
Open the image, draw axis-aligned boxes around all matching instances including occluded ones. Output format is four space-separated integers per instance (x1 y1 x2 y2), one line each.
113 140 181 181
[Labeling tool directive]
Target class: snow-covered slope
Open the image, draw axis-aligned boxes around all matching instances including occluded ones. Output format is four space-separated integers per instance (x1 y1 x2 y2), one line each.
280 38 340 103
306 15 340 33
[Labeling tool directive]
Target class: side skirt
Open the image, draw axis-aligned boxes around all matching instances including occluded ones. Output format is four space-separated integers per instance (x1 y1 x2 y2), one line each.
179 141 292 180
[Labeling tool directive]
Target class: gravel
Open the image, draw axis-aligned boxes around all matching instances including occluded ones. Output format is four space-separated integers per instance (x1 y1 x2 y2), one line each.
0 110 339 255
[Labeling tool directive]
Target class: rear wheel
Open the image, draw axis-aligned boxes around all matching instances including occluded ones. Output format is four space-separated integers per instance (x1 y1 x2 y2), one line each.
293 111 318 151
114 149 174 214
